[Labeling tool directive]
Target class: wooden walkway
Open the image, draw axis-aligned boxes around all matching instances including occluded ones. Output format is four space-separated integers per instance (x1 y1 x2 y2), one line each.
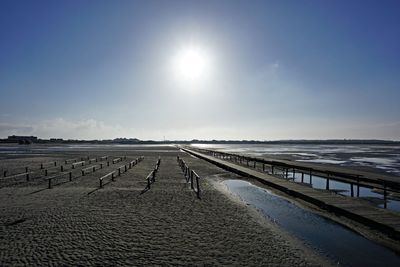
182 147 400 240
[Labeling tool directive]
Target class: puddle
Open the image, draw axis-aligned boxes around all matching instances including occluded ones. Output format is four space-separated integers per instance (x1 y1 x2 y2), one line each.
223 179 400 267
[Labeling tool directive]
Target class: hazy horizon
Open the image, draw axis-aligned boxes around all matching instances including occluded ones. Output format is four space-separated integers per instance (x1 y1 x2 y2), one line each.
1 1 399 141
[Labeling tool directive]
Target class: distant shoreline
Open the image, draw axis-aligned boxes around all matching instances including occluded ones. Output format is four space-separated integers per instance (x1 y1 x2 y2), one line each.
1 139 399 145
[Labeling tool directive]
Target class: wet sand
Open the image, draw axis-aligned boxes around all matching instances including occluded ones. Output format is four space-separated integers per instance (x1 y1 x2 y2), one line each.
0 145 329 266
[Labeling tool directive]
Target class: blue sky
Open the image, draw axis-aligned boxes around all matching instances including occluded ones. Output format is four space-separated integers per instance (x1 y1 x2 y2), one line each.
0 0 399 140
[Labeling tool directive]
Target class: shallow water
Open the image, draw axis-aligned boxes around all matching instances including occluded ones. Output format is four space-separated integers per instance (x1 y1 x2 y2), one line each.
224 179 400 267
287 171 400 212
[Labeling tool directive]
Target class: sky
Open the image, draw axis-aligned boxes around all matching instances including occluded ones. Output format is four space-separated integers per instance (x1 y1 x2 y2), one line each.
0 0 399 141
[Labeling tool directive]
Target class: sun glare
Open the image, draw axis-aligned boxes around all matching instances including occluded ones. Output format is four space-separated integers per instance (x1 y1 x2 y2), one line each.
173 46 210 82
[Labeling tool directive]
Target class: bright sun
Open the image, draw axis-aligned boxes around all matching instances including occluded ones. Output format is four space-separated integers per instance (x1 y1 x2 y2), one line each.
173 46 210 82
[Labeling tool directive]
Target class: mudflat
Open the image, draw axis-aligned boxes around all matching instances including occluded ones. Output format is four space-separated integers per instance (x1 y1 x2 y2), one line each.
0 145 328 266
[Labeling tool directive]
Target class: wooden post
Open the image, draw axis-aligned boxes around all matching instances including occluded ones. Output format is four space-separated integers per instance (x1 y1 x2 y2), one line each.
196 176 200 199
253 161 256 168
48 178 52 189
357 177 360 197
61 165 64 172
45 169 48 176
190 170 194 189
124 165 127 172
69 172 72 181
107 161 110 166
25 166 29 173
118 168 121 176
262 164 265 172
293 169 296 179
82 170 85 176
309 170 312 185
100 179 103 188
285 168 288 179
350 183 354 197
326 177 330 190
271 165 274 174
40 163 44 169
26 172 30 181
92 166 95 172
100 163 103 169
54 162 57 166
383 181 387 209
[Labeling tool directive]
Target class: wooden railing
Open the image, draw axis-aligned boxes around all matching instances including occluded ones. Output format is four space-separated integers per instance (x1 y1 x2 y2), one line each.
183 147 400 207
177 156 201 199
145 157 161 189
72 161 85 169
99 171 116 188
98 156 144 188
0 155 129 188
46 171 73 189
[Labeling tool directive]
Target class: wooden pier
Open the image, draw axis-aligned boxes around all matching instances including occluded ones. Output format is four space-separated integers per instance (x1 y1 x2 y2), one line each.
182 147 400 240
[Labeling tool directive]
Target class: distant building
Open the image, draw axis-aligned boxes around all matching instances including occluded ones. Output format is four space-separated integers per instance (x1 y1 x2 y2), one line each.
50 138 64 142
7 135 38 144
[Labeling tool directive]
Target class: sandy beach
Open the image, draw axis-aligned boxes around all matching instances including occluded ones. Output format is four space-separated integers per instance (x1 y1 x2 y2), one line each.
0 145 329 266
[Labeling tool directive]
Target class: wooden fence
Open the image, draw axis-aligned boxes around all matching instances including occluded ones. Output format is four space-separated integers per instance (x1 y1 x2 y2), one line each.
99 156 144 188
145 157 161 189
177 156 201 198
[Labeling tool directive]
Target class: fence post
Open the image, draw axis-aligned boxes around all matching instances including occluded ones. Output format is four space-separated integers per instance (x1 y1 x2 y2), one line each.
350 183 354 197
100 179 103 188
383 181 387 209
118 168 121 176
190 170 194 189
48 178 52 189
45 169 48 176
196 176 200 199
82 170 85 176
69 172 72 181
